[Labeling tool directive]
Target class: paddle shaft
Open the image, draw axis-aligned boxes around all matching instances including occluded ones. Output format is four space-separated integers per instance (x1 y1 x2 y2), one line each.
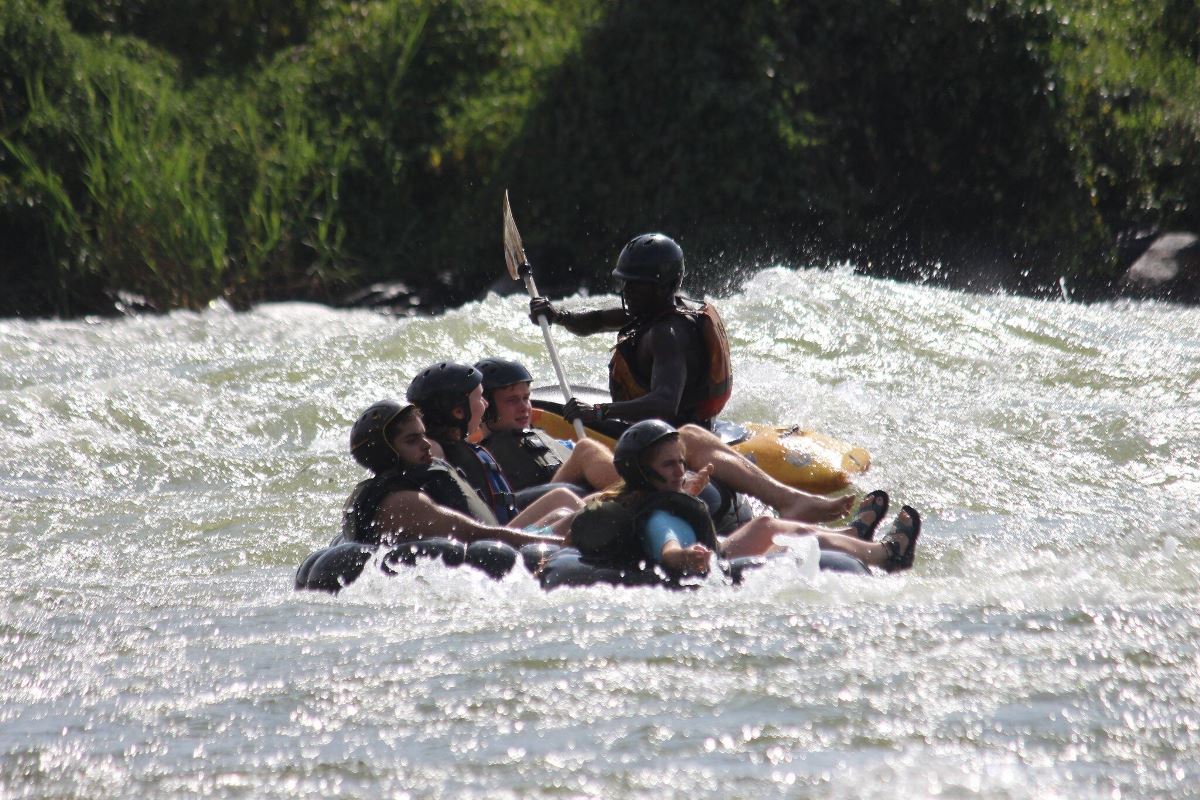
521 270 586 440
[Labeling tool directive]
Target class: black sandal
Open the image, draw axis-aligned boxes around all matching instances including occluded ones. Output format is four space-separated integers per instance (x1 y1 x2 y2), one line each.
848 489 889 541
880 505 921 573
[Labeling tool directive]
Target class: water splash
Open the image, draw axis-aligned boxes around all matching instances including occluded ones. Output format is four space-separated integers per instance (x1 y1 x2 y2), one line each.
3 269 1200 798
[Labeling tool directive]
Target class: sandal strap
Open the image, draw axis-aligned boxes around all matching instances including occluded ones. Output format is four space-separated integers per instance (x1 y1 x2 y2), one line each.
849 517 873 540
849 490 888 542
881 534 906 566
881 506 920 571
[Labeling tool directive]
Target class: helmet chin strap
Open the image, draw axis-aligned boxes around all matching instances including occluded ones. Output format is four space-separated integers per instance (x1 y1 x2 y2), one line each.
638 461 670 489
381 413 406 471
454 399 472 439
481 393 498 423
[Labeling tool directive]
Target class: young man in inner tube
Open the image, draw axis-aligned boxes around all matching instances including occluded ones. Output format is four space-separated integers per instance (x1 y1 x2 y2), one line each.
474 357 620 495
571 420 922 577
529 233 853 524
405 361 587 518
344 400 573 549
474 355 733 521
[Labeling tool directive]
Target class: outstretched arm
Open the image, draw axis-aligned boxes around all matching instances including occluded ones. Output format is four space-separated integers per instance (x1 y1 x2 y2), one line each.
530 297 628 335
373 490 563 549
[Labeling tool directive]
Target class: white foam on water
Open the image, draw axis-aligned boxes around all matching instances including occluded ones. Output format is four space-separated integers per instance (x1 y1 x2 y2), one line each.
4 268 1200 798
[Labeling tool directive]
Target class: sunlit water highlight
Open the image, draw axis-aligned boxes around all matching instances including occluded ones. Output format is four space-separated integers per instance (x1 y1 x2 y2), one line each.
2 267 1199 798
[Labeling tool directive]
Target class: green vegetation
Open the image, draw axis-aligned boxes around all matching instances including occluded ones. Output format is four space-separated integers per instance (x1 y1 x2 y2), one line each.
2 0 1198 316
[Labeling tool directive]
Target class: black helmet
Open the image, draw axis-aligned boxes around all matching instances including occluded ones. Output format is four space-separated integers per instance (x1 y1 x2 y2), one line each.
474 357 533 392
406 362 483 437
612 419 680 488
612 233 684 290
350 400 414 473
406 361 483 405
474 358 534 423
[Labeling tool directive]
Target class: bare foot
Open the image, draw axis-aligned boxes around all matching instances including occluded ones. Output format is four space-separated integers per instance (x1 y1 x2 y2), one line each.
778 491 854 523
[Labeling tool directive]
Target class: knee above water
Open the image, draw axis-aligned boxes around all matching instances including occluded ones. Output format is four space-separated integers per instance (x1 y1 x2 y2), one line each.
575 438 607 457
746 516 778 535
546 486 584 508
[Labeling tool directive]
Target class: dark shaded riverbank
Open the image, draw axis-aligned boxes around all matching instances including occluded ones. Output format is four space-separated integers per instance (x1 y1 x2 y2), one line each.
36 228 1200 324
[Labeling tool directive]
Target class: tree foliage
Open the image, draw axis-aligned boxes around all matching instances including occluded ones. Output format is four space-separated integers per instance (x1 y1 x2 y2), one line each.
1 0 1197 316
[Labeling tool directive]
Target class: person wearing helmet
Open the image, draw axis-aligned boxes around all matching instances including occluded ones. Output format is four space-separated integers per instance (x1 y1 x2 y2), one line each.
570 420 921 577
342 400 570 550
474 357 619 493
529 235 853 524
475 356 735 524
529 233 730 429
406 361 585 524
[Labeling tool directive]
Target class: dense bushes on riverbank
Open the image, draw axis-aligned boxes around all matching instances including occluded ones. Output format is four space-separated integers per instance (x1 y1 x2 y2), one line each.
1 0 1197 316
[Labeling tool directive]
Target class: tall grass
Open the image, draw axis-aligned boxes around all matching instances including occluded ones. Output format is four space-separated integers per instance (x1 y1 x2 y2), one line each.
2 128 86 313
3 0 1199 316
222 95 352 304
3 66 352 311
75 79 229 308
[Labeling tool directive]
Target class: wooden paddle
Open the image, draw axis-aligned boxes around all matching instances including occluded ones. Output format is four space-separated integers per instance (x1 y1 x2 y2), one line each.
503 191 586 440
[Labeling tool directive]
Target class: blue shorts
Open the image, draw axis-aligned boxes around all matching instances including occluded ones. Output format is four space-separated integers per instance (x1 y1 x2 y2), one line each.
641 510 698 564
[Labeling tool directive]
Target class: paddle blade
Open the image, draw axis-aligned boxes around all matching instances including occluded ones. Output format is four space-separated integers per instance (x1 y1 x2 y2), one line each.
502 190 528 281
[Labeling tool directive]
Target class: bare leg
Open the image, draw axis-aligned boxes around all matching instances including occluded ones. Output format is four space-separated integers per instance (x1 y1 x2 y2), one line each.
678 425 854 522
811 531 890 567
551 438 619 490
719 510 920 572
540 507 576 538
510 487 583 531
720 516 791 558
720 516 890 566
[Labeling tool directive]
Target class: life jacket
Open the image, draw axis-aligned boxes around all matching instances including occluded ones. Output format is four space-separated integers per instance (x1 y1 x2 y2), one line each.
568 490 719 571
435 438 520 524
608 298 732 427
480 428 572 492
341 458 498 545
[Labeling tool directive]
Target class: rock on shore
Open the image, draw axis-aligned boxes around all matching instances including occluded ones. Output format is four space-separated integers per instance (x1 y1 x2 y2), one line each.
1121 232 1200 303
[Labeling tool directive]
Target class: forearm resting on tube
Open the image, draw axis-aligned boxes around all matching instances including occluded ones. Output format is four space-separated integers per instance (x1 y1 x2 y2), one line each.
374 491 563 549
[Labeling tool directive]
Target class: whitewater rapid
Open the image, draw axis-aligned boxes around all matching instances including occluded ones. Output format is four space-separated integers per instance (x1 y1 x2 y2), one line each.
2 266 1198 798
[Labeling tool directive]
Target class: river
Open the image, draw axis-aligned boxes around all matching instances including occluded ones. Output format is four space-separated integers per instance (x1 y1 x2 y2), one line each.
2 266 1198 798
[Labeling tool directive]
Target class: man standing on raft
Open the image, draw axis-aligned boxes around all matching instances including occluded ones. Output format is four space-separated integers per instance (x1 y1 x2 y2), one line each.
529 233 852 523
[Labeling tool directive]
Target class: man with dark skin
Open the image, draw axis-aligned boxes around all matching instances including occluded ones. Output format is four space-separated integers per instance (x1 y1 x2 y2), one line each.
531 235 712 429
530 233 853 523
345 400 572 550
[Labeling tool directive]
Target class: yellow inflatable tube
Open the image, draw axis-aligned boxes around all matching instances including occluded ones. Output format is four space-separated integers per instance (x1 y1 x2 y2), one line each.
529 405 870 495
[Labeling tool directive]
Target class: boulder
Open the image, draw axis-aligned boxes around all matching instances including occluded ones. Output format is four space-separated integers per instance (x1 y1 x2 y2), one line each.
337 281 446 316
1121 232 1200 303
105 289 159 316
